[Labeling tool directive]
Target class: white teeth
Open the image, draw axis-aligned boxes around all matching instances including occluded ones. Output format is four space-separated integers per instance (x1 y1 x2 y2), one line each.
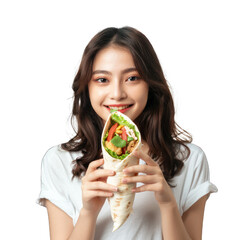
108 105 131 110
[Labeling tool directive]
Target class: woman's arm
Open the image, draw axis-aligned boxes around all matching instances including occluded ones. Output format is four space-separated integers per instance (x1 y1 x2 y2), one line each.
46 200 73 239
160 194 208 240
182 194 209 239
45 158 117 240
46 200 98 240
123 150 209 240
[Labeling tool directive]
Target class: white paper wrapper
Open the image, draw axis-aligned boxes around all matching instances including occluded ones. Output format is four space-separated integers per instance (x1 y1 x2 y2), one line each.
101 111 142 231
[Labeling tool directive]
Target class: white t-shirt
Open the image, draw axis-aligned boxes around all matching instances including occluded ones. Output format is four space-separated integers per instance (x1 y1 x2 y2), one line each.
37 143 217 240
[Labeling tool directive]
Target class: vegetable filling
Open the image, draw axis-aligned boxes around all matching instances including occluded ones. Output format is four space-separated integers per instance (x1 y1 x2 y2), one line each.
103 114 139 160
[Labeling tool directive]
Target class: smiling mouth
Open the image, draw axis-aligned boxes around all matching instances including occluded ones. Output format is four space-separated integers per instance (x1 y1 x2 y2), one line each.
104 104 134 111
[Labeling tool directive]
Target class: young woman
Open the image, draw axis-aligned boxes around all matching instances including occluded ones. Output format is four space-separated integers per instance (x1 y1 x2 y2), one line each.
38 27 217 240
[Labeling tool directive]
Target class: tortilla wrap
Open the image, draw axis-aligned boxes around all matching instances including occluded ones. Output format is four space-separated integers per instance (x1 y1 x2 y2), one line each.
101 111 142 231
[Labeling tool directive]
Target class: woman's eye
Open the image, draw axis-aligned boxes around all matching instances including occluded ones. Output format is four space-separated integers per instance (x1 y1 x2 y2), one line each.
127 76 139 82
96 78 108 83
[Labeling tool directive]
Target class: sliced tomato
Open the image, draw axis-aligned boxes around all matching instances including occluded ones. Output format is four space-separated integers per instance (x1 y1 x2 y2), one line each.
107 123 119 141
121 127 127 154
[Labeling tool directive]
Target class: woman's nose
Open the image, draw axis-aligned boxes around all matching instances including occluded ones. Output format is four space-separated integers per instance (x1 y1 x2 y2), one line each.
109 80 127 100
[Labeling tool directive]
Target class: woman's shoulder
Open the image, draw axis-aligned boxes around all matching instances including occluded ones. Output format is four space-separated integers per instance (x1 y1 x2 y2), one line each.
41 144 83 168
180 142 208 169
185 142 205 155
173 142 211 185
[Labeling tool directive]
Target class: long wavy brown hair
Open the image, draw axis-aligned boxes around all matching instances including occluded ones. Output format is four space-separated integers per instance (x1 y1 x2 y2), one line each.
61 26 192 184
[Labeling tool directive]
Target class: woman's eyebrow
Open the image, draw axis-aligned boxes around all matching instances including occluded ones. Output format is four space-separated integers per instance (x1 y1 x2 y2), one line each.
92 70 111 75
122 67 138 74
92 68 137 75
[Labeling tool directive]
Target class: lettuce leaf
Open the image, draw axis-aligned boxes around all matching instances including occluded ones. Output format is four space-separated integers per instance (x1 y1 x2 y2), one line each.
111 135 127 148
127 136 134 142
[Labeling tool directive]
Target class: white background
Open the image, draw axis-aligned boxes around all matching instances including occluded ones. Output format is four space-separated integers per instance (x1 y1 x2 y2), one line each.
0 0 239 239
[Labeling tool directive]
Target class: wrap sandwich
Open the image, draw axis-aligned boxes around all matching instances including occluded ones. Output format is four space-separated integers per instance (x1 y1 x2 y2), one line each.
101 111 142 231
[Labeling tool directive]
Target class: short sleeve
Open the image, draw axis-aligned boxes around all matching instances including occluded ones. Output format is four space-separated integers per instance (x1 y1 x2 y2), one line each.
182 148 218 213
37 146 74 219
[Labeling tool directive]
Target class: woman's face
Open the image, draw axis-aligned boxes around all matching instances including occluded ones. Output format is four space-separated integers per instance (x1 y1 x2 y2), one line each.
88 45 149 123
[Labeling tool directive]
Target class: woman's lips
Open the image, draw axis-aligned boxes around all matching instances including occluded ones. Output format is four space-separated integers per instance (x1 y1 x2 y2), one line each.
105 104 134 113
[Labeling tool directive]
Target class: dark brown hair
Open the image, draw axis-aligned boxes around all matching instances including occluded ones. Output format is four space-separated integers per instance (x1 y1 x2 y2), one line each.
61 26 192 184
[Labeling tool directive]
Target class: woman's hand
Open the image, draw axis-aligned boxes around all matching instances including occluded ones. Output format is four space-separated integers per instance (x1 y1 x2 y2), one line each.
122 150 176 207
81 159 118 217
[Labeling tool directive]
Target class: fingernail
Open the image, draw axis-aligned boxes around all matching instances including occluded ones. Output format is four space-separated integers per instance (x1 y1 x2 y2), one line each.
122 178 127 183
113 187 118 192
